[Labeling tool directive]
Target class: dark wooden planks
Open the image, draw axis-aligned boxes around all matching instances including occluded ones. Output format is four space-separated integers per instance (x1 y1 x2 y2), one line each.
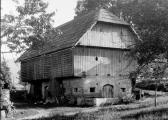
21 49 74 81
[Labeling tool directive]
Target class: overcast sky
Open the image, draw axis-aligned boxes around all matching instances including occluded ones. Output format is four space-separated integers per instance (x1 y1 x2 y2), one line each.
1 0 78 85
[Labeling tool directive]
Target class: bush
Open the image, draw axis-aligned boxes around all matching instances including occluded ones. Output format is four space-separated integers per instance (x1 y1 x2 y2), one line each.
136 80 168 92
10 90 27 102
121 94 135 104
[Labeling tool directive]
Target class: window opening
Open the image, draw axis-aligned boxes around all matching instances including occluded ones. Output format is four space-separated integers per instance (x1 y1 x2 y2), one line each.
95 56 98 61
74 88 78 92
121 88 126 92
90 87 95 92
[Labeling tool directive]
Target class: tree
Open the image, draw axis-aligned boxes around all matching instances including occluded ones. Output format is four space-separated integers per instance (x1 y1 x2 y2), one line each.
0 0 57 98
75 0 115 17
1 0 57 52
139 54 167 106
0 61 12 89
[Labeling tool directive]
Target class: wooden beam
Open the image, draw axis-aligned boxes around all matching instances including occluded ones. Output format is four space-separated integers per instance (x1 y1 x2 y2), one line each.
1 51 18 53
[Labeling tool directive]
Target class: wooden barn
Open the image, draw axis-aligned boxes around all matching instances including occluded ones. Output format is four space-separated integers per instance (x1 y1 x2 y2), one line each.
18 9 138 105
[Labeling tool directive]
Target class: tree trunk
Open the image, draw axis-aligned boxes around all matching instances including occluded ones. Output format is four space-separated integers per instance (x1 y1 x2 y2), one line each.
155 79 157 107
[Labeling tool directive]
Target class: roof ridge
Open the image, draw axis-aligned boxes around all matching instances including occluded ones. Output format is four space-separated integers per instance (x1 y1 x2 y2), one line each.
55 9 98 30
97 8 129 25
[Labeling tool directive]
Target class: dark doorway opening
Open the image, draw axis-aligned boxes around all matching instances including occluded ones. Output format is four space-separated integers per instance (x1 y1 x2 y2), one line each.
102 84 114 98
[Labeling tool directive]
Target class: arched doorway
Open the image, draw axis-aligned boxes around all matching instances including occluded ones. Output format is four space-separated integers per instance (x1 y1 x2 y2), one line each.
102 84 114 98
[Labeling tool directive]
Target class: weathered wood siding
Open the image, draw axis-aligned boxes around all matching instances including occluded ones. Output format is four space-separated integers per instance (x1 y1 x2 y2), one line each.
78 22 135 49
64 46 135 98
74 47 136 77
50 49 73 78
21 55 51 82
69 22 136 99
21 49 73 82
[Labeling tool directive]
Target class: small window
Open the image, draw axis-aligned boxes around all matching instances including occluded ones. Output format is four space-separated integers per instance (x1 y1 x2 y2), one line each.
90 87 95 92
121 88 126 92
107 74 111 76
95 56 98 61
82 71 86 77
74 88 78 92
100 28 103 32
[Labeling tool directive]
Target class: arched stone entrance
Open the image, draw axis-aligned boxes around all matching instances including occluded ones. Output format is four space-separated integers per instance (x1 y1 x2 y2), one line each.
102 84 114 98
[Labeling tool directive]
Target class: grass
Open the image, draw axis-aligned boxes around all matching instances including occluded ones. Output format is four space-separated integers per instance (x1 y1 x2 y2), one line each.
122 107 168 120
26 107 168 120
27 102 168 120
17 94 168 120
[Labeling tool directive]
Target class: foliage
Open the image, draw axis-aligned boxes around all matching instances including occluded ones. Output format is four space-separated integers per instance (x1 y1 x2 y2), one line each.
113 0 168 67
75 0 114 17
1 0 57 52
10 90 27 102
136 80 168 91
0 61 12 89
121 94 135 104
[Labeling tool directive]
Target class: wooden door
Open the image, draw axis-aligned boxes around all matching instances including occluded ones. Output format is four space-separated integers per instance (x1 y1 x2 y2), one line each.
102 84 114 98
53 78 64 97
34 82 42 100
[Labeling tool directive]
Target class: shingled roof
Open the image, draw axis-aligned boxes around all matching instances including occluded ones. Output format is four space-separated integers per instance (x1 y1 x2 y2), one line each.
18 9 130 61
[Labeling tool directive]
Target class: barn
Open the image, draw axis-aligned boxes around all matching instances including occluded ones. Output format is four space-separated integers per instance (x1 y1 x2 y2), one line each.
18 9 138 105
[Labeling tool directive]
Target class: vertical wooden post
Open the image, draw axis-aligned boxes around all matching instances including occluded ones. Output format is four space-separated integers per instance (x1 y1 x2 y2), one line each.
140 89 141 100
0 20 2 119
155 78 158 107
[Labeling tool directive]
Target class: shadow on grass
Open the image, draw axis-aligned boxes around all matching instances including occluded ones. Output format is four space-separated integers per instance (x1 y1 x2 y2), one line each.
122 107 168 120
14 102 93 109
24 112 97 120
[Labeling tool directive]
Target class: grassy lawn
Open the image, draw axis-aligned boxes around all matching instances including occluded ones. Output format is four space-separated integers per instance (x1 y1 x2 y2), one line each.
26 94 168 120
122 106 168 120
27 106 168 120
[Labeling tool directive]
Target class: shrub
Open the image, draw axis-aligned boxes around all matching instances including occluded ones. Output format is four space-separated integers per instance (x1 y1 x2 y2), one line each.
121 94 135 104
10 90 27 102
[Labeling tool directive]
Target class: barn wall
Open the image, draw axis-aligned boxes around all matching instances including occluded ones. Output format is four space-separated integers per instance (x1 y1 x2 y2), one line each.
21 61 29 82
21 55 51 82
74 47 136 77
65 45 136 98
50 48 73 78
21 48 73 82
62 76 132 98
78 22 135 49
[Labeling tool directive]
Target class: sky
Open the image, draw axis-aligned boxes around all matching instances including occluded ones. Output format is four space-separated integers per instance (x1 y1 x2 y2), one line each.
1 0 78 85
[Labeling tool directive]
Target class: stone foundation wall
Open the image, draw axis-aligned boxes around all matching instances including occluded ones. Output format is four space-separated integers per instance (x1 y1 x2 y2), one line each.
75 97 119 106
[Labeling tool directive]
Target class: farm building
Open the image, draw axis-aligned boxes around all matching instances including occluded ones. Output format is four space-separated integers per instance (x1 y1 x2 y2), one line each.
18 9 138 105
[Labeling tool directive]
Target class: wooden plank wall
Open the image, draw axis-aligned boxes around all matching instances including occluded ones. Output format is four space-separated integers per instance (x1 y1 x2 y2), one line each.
21 55 51 82
21 49 73 82
21 62 28 82
50 49 73 78
78 22 135 49
74 47 136 77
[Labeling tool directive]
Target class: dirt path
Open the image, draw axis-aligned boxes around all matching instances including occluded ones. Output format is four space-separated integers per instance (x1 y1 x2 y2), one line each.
17 109 50 120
